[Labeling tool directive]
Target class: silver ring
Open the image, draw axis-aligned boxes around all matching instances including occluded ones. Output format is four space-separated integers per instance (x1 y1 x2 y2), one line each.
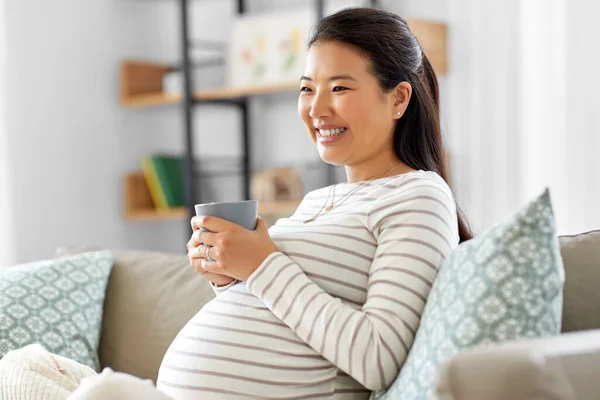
205 245 213 262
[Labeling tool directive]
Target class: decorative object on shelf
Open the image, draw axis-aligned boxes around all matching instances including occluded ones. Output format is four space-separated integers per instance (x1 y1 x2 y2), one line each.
162 70 194 95
227 9 315 87
251 167 304 203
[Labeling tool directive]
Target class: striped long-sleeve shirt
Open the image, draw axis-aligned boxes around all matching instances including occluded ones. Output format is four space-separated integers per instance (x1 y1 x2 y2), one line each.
157 170 459 399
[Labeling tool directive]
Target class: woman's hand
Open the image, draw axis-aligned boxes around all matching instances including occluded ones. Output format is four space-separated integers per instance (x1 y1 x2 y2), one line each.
191 215 279 282
187 220 235 286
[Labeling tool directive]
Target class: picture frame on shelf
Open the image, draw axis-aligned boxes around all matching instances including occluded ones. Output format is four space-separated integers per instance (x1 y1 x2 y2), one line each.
227 9 315 88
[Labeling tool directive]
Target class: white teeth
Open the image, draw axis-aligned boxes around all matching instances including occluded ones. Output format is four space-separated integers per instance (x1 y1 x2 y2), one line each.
319 128 346 137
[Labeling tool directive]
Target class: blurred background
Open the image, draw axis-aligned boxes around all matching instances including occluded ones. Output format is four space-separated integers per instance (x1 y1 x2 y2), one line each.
0 0 598 266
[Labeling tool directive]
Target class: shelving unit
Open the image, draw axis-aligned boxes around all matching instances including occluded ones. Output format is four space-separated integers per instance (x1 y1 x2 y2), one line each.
120 0 448 223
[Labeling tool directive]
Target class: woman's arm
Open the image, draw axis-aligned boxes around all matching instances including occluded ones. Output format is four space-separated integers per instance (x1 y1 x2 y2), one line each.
246 184 458 391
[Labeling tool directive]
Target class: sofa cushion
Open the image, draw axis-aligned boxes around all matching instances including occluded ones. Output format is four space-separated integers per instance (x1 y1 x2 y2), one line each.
372 189 565 400
559 230 600 333
436 329 600 400
57 248 215 383
0 251 113 371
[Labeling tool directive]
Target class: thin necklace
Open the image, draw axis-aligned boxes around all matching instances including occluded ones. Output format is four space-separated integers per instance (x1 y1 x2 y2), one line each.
303 163 405 224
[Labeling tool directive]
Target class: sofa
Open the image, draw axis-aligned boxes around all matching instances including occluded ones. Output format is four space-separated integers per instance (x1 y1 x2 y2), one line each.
56 229 600 399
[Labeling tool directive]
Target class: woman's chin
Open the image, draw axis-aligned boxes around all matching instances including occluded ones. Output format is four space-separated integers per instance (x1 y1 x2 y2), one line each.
317 150 345 166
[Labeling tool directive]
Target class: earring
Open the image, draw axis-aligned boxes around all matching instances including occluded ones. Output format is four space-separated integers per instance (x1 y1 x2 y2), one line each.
397 112 401 116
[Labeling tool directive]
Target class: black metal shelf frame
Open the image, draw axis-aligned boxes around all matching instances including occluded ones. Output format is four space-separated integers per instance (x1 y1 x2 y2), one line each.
179 0 379 219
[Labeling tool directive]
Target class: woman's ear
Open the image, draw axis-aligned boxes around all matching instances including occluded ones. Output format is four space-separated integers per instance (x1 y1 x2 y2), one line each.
393 82 412 119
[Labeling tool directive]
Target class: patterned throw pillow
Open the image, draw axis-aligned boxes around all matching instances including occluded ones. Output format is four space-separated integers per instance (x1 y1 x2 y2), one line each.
372 189 565 400
0 251 114 371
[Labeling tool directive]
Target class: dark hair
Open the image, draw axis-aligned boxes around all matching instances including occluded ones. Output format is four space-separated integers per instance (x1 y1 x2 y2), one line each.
309 7 472 243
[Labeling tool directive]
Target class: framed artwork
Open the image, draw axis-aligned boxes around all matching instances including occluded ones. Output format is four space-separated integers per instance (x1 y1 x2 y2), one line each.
227 9 316 87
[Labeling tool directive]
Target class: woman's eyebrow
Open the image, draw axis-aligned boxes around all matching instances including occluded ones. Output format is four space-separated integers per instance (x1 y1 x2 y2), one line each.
299 74 357 82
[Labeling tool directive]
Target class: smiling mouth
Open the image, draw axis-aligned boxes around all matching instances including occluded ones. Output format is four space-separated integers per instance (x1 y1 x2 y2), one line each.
316 127 347 138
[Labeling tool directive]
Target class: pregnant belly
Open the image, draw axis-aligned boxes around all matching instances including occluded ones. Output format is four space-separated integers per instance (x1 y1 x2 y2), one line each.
157 283 337 399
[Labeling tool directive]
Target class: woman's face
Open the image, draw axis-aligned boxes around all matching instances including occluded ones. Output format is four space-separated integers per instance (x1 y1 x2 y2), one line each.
298 41 403 168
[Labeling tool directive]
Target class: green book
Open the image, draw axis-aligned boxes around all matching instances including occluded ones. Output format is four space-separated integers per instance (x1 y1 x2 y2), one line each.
150 154 185 208
141 156 169 209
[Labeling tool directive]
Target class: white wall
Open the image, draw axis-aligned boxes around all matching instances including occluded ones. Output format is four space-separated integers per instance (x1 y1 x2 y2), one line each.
445 1 523 233
447 0 600 235
4 0 193 263
518 0 569 231
0 0 15 267
563 0 600 234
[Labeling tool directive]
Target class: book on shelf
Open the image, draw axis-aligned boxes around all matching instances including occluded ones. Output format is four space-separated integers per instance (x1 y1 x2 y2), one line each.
141 154 185 209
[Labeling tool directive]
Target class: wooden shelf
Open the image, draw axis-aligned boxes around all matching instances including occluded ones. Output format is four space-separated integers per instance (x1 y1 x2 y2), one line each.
121 92 183 108
123 172 300 221
127 207 188 221
121 80 299 108
120 60 299 108
407 19 448 75
120 61 177 107
193 81 299 101
119 19 447 109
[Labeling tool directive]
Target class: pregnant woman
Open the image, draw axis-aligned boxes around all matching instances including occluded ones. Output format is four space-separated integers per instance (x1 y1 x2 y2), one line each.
157 7 471 399
0 7 470 400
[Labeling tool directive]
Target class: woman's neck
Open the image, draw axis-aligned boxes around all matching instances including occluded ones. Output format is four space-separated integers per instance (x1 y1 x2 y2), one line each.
344 158 414 183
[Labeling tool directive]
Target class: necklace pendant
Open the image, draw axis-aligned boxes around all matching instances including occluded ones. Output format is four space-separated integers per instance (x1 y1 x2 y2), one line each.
303 217 316 224
325 204 334 212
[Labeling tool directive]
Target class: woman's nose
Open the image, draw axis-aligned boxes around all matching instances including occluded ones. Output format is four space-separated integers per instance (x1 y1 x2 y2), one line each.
308 92 332 119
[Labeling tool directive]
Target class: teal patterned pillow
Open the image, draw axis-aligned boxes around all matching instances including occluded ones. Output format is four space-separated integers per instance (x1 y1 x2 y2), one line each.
372 189 564 400
0 251 114 371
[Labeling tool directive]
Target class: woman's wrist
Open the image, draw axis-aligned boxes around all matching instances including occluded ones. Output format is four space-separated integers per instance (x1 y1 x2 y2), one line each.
210 279 238 288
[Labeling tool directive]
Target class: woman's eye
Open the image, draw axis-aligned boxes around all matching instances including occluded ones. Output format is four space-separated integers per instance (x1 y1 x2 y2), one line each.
333 86 348 92
300 87 312 93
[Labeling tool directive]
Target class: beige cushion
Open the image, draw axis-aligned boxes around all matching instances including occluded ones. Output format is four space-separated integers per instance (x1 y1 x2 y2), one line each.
57 247 215 383
436 329 600 400
559 230 600 332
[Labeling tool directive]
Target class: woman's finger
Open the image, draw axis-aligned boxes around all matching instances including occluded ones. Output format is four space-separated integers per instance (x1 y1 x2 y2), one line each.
187 228 206 251
204 245 217 261
186 236 199 252
191 258 218 276
187 244 208 260
190 257 206 273
189 260 234 284
200 258 221 274
190 217 201 231
187 244 204 262
194 229 218 247
193 244 218 261
194 216 230 233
